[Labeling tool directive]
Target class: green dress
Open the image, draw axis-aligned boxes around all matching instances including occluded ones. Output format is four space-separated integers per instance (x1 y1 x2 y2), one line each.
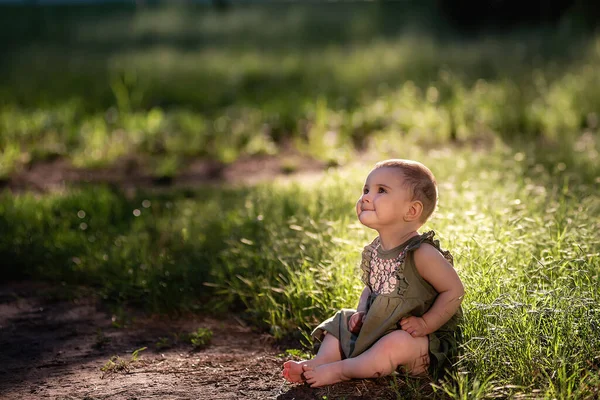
311 231 462 380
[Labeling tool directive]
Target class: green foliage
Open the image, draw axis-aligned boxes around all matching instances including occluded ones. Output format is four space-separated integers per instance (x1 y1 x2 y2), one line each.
100 355 130 378
189 328 213 350
100 347 146 378
1 3 599 398
283 348 312 360
2 145 599 396
432 371 497 399
0 4 599 174
131 346 147 362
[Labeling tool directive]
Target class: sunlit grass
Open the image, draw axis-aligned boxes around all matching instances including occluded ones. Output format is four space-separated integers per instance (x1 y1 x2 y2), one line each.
2 144 598 397
1 4 599 176
1 3 600 397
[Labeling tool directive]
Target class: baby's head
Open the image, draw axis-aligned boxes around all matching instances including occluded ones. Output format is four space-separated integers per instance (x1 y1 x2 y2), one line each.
372 159 438 223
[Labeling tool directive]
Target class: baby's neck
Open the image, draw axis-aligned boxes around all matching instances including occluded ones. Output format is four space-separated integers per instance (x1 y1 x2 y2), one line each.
378 228 419 251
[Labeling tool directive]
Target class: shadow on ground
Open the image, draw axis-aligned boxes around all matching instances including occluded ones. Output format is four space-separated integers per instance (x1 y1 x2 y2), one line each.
0 282 286 399
0 282 414 400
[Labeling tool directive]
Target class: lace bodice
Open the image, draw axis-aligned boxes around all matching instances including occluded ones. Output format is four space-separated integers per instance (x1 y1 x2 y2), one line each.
360 231 453 297
369 244 407 295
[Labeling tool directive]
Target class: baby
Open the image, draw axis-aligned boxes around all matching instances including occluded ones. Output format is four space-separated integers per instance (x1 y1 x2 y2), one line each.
283 159 464 387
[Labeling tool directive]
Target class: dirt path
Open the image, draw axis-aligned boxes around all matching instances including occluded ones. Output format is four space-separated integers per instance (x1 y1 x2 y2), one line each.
0 283 410 400
4 154 330 193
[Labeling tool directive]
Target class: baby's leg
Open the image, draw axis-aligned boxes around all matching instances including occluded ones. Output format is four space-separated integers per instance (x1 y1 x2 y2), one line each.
282 333 343 383
302 330 429 387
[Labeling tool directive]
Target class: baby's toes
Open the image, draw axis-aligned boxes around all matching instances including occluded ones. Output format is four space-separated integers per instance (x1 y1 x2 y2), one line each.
302 364 316 379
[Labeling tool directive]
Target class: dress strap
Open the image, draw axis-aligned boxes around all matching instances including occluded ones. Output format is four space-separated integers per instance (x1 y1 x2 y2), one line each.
403 230 454 266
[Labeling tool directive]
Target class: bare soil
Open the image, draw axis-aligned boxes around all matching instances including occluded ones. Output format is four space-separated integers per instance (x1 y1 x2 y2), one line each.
3 153 330 193
0 283 423 400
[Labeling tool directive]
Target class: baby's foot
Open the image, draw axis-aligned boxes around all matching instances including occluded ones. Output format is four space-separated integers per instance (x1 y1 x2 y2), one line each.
282 360 306 383
302 363 348 387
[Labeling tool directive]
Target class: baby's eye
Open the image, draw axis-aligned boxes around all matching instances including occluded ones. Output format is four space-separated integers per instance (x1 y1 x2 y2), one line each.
363 188 369 194
378 187 386 193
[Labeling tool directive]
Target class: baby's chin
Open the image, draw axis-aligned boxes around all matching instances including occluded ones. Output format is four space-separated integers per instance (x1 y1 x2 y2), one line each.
357 211 377 228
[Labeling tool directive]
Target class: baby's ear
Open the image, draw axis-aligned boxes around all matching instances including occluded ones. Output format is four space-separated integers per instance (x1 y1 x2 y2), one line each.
404 200 423 222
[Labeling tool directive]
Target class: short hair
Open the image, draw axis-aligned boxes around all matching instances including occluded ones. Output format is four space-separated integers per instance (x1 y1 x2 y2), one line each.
373 159 438 222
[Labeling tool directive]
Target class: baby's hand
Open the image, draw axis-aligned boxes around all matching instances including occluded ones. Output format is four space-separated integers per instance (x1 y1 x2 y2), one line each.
349 311 366 333
399 316 429 337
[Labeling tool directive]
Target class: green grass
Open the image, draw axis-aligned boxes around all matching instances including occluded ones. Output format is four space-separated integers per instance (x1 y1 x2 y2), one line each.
2 143 599 397
188 328 213 350
2 2 600 398
1 3 599 176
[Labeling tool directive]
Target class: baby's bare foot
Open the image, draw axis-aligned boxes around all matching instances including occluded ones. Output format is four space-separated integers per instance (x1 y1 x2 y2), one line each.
302 363 348 387
282 360 306 383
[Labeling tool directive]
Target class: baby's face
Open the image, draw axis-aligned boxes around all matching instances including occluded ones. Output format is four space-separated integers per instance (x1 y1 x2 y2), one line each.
356 167 413 230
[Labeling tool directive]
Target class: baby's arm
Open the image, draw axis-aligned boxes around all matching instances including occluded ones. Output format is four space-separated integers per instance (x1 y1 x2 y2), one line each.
349 286 371 333
400 243 464 337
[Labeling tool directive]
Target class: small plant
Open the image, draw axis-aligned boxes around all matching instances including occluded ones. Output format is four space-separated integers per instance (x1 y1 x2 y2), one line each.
131 346 147 362
100 355 129 378
283 348 311 360
100 347 147 379
189 328 213 350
